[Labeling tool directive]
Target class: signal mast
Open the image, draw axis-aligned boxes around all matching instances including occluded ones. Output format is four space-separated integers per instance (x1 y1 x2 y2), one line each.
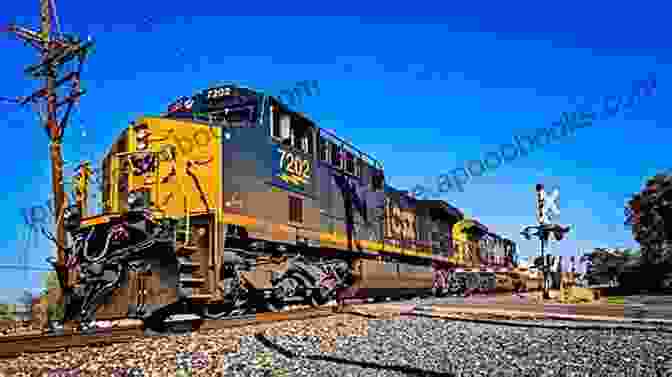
521 184 571 299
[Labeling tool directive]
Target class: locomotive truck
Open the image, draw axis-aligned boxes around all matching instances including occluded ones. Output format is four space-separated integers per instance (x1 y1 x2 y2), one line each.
48 84 526 329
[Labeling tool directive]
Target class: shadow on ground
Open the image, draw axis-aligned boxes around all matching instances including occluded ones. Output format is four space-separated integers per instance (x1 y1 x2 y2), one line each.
254 333 454 377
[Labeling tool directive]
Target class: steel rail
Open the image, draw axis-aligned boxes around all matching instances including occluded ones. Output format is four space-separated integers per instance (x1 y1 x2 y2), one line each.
0 307 336 359
342 302 672 333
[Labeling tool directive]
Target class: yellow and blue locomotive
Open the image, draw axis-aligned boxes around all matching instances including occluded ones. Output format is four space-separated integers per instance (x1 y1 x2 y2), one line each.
53 84 522 329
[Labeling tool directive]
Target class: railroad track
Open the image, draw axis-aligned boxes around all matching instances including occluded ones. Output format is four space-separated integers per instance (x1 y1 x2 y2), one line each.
0 292 575 360
345 301 672 331
0 307 336 359
0 291 447 360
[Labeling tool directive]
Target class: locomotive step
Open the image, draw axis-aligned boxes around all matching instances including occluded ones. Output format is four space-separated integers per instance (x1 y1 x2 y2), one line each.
176 246 202 256
186 294 212 301
178 260 201 269
165 313 202 322
179 277 206 284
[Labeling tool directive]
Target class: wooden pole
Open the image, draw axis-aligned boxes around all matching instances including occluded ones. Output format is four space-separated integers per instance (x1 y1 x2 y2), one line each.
40 0 68 308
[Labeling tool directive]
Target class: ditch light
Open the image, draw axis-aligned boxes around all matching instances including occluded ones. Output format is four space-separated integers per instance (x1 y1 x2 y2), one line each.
127 189 152 212
63 205 82 232
522 224 571 241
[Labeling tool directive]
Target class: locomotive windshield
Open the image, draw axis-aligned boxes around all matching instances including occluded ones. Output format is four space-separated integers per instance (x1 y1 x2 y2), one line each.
205 105 257 125
164 85 263 127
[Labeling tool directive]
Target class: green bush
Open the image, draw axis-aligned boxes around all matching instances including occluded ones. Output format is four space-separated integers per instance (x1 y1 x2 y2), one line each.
42 271 65 322
0 303 16 320
47 302 64 322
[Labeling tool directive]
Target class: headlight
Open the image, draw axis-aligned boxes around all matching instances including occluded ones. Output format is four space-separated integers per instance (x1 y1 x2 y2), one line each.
128 189 148 211
63 205 82 232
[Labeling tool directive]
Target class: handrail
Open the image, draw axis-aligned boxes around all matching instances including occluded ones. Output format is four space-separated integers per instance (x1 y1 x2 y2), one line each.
170 157 191 245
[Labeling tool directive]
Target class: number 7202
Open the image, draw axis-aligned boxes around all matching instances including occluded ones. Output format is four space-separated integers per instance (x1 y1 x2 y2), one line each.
279 149 311 179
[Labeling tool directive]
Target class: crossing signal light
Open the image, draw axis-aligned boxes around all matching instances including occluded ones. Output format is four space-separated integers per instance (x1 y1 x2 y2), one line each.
533 256 544 269
548 224 571 241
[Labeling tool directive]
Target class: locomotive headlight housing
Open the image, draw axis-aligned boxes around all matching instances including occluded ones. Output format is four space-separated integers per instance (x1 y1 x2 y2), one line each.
63 205 82 232
128 191 140 209
128 189 149 211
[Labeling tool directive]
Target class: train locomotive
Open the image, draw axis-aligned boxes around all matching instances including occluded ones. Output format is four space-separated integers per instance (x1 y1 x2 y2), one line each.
48 84 525 329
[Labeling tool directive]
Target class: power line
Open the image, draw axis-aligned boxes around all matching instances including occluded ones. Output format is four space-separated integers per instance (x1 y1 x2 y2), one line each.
0 264 52 271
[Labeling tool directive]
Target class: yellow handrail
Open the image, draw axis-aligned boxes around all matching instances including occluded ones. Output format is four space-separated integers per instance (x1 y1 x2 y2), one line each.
175 160 190 245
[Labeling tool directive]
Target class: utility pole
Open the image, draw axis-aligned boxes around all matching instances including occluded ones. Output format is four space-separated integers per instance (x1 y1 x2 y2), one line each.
4 0 94 303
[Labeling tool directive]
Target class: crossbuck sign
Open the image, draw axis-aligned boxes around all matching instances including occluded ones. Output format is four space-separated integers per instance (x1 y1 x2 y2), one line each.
536 184 560 224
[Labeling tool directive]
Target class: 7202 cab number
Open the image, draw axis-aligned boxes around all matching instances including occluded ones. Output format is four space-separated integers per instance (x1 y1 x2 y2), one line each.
279 149 311 179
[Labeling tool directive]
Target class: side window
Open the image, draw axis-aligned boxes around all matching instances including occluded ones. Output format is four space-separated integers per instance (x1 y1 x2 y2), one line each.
372 168 384 191
345 150 355 174
292 124 312 154
289 125 296 147
280 114 291 144
319 137 330 163
299 134 307 153
330 143 341 169
354 157 362 178
271 107 292 143
304 131 313 155
271 106 280 138
274 111 313 156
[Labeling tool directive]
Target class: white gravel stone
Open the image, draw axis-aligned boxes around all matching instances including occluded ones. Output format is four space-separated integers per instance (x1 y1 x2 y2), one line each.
218 316 672 377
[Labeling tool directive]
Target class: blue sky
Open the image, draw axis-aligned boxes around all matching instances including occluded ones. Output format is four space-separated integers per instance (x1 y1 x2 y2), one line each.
0 5 669 302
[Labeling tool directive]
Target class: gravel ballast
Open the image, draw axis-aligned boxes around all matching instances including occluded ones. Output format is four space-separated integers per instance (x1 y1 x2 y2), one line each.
218 315 672 377
2 312 672 376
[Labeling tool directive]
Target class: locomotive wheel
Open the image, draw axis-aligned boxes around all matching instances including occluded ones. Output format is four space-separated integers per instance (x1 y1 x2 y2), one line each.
447 274 466 295
211 269 253 317
311 286 333 307
313 264 351 306
266 275 306 312
466 274 479 291
312 274 338 307
432 274 447 297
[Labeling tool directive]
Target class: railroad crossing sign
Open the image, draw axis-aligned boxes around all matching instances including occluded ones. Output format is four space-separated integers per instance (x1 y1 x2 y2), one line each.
536 184 560 224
